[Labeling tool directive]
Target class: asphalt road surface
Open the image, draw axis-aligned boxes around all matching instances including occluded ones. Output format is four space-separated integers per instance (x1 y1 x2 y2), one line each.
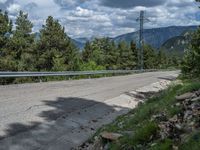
0 71 179 150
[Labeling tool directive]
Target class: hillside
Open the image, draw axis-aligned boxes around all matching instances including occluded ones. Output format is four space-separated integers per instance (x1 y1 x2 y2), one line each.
161 31 194 55
113 26 197 49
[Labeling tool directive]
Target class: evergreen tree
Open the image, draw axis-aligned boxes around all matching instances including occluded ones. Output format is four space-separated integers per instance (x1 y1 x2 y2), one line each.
0 10 13 71
89 38 105 66
1 11 35 71
82 41 93 62
36 16 79 71
157 49 167 69
181 0 200 76
118 41 135 70
130 41 138 69
182 28 200 76
0 10 12 49
104 40 119 70
82 38 119 70
143 44 156 69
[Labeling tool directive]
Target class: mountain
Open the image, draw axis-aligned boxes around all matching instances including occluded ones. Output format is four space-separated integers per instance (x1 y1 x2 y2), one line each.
34 32 85 49
71 39 85 49
75 37 89 44
34 25 198 51
113 25 198 49
161 30 195 55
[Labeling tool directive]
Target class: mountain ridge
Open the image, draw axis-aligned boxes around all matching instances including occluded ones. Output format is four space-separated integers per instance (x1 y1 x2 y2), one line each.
112 25 198 48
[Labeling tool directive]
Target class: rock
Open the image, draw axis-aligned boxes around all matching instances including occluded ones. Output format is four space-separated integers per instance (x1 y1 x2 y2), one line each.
176 92 194 101
91 119 98 123
173 145 179 150
90 137 103 150
184 110 193 120
191 97 200 102
152 112 167 121
175 124 182 130
103 143 109 150
195 89 200 96
175 103 181 106
128 91 146 99
100 132 123 141
151 143 157 147
169 115 178 122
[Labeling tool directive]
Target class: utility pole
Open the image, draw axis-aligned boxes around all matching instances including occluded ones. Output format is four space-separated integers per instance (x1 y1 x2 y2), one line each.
137 11 148 70
139 11 144 70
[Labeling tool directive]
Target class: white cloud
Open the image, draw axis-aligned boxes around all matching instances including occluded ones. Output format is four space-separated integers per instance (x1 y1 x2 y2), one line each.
73 7 93 17
0 0 7 3
7 3 21 15
3 0 200 38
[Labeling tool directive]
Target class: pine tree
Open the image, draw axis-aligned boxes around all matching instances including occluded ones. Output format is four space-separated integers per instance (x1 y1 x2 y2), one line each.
0 10 12 49
157 49 167 69
118 41 135 70
82 38 119 70
130 41 138 69
0 11 35 71
0 10 13 71
143 44 156 69
82 41 93 62
104 40 119 70
181 0 200 77
182 28 200 76
36 16 79 71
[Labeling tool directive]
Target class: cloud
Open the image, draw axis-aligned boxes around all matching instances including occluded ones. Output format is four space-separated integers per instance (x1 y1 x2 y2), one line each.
24 2 38 11
0 0 14 10
72 7 93 17
53 0 86 8
7 3 21 15
1 0 200 38
101 0 166 9
0 0 7 3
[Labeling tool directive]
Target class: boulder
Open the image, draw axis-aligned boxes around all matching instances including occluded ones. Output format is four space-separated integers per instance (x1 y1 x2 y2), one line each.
100 132 123 141
191 97 200 102
176 92 194 101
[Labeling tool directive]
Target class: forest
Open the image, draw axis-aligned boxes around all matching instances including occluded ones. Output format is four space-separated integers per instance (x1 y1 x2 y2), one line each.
0 10 180 75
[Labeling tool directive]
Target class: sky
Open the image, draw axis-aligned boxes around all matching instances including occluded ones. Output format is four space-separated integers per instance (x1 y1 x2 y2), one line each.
0 0 200 38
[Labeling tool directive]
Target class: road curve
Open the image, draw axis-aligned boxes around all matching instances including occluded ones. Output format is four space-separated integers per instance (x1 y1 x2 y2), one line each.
0 71 179 150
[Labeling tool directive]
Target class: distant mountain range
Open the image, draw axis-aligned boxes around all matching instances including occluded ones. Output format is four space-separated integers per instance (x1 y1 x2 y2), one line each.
34 25 199 54
112 25 198 49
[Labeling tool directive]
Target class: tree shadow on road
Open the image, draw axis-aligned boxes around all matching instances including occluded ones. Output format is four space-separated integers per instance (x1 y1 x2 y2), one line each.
0 97 130 150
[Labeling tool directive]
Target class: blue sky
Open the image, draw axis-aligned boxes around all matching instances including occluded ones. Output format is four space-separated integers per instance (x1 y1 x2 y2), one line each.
0 0 200 38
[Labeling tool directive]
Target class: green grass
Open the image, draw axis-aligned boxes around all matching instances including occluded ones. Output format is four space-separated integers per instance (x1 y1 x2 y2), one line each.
95 80 200 150
180 131 200 150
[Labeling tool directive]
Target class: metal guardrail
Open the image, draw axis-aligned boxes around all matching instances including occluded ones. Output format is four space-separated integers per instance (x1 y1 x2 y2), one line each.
0 70 157 78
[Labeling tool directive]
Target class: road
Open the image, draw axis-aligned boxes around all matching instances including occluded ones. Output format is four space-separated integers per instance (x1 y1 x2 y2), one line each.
0 71 179 150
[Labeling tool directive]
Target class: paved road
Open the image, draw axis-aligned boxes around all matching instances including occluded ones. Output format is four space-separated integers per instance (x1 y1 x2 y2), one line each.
0 71 179 150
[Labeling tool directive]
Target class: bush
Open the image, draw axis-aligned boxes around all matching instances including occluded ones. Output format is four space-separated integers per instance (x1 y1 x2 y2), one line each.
181 28 200 78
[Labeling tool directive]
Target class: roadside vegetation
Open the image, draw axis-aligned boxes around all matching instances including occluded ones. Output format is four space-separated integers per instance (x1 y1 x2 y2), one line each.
92 80 200 150
0 10 179 84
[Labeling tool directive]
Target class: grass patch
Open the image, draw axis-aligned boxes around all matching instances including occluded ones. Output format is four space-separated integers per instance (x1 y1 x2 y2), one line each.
150 139 173 150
